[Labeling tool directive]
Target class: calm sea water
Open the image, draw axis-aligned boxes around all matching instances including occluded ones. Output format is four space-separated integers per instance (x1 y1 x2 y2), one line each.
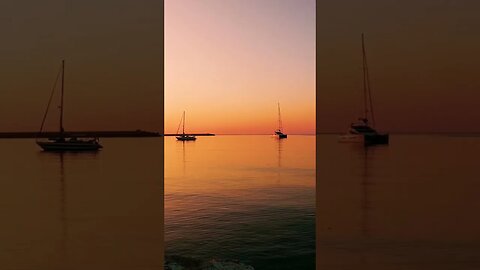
165 135 316 269
5 135 474 270
317 134 480 270
0 138 163 270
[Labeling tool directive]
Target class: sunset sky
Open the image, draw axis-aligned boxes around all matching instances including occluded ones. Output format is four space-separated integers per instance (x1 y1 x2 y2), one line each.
165 0 316 134
1 1 480 133
0 0 163 132
317 0 480 133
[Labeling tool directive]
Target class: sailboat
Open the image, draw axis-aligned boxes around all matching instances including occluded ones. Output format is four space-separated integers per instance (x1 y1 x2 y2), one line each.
339 34 389 145
176 111 196 141
275 103 287 139
36 60 103 151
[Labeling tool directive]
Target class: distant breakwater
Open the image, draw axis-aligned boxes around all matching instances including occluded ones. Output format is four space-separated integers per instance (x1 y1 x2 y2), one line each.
0 131 215 138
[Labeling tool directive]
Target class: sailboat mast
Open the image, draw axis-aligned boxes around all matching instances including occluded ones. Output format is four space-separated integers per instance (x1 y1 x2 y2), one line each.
362 34 376 127
278 102 283 131
60 60 65 134
182 111 185 134
361 34 368 122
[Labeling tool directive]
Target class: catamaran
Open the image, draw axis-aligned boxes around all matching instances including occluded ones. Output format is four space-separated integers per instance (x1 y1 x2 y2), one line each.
176 111 196 141
275 103 287 139
36 60 103 151
339 34 389 145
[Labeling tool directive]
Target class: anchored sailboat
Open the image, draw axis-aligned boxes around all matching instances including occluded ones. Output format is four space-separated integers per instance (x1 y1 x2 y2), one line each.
275 103 287 139
339 34 389 145
176 111 196 141
36 60 103 151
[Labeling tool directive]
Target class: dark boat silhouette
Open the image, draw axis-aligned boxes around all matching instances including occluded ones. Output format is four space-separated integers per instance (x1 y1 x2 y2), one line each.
339 34 389 146
275 102 287 139
36 60 103 151
176 111 196 141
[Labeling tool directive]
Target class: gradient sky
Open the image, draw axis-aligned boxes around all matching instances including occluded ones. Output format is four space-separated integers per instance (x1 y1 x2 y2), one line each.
165 0 316 134
3 1 478 134
317 0 480 133
0 0 162 132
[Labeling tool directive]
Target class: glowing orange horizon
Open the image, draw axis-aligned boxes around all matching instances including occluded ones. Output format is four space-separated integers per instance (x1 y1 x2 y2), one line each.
165 0 315 135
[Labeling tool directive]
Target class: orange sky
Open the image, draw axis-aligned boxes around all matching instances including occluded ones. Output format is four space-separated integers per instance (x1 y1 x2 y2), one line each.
2 1 478 133
0 0 163 132
165 0 316 134
0 0 314 134
317 0 480 133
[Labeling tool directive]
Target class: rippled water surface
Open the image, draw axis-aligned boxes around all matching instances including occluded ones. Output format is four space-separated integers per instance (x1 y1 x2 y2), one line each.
317 134 480 270
0 138 163 270
165 135 316 269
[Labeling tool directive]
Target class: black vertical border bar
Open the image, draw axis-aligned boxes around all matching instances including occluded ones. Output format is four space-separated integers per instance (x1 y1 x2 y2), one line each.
315 0 320 269
160 0 165 267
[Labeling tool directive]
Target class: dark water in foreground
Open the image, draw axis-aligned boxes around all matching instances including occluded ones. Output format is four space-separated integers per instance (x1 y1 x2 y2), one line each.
0 138 163 270
165 135 316 269
4 135 477 270
317 134 480 270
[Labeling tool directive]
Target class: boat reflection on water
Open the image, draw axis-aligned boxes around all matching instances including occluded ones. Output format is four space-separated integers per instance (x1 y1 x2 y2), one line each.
165 136 315 269
319 135 480 269
58 153 67 265
276 137 284 183
360 146 371 237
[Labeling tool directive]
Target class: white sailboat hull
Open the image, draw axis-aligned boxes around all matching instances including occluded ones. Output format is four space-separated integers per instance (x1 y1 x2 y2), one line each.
338 133 390 145
37 140 102 151
37 60 103 152
337 34 390 147
176 135 196 141
338 134 364 143
176 111 197 141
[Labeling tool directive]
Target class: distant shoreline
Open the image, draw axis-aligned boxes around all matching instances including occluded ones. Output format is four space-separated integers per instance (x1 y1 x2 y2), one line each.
1 131 478 138
0 131 215 138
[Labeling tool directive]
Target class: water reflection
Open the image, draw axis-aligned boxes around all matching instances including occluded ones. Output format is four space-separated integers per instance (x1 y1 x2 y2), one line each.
176 140 195 177
277 137 283 168
36 151 100 268
0 138 164 269
165 135 315 270
317 135 480 270
58 153 67 265
360 146 373 269
277 137 283 183
360 147 370 237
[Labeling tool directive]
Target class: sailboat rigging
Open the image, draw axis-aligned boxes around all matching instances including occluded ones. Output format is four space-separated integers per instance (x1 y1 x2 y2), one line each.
275 102 287 139
36 60 103 151
339 34 389 145
176 111 196 141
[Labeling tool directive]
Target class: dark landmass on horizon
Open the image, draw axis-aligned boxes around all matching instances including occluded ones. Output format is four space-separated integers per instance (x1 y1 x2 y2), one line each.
4 131 476 138
0 131 215 138
164 133 215 137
